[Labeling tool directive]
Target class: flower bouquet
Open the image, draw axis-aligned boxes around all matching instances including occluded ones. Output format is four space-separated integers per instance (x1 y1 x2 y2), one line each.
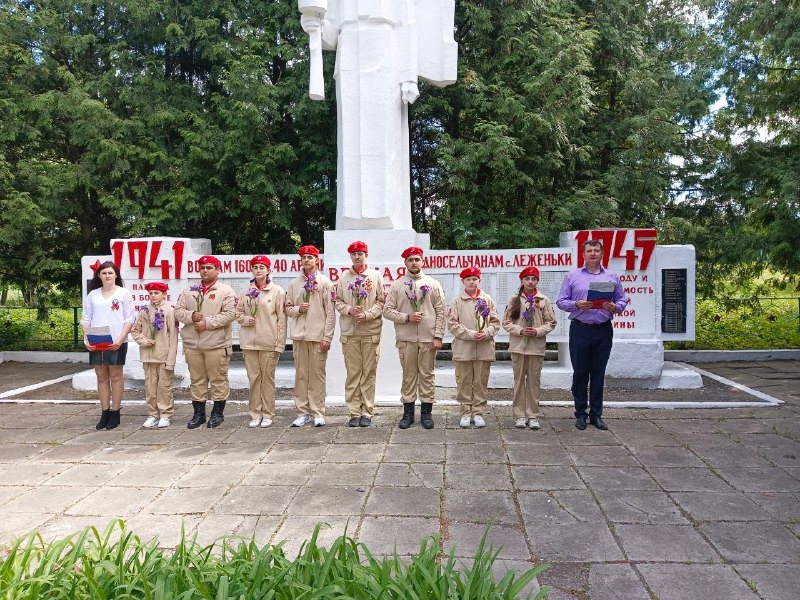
303 273 319 302
475 298 490 332
521 293 537 346
189 285 205 312
244 287 260 317
348 275 371 307
404 281 431 312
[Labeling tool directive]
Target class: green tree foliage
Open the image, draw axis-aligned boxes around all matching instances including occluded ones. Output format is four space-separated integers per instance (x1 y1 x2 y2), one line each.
2 0 794 301
713 0 799 284
1 0 335 300
664 0 800 294
418 0 715 250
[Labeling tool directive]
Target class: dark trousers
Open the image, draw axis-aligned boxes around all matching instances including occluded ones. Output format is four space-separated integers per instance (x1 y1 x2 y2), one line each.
568 320 613 419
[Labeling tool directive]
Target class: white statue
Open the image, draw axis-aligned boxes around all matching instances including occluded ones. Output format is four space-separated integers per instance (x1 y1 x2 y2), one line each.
299 0 457 231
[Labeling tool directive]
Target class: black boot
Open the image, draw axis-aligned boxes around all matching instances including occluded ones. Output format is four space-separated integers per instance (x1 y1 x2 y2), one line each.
96 409 111 430
106 409 121 430
398 403 415 429
207 401 226 428
420 402 434 430
187 401 206 429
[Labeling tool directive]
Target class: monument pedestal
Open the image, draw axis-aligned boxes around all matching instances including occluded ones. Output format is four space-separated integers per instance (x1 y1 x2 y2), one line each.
323 229 431 402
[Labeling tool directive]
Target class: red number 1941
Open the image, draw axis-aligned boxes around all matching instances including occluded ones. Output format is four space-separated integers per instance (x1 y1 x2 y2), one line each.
111 240 186 280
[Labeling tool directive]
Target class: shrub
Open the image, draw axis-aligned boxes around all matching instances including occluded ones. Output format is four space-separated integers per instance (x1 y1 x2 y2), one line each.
0 307 79 351
666 298 800 350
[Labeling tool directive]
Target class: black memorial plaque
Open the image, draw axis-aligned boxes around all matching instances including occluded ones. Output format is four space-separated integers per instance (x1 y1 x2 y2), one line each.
661 268 687 333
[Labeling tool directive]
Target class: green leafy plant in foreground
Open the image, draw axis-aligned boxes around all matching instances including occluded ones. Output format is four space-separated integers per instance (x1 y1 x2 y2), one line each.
0 520 548 599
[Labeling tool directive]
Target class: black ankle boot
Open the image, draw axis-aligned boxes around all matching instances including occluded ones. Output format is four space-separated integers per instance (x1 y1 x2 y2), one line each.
398 402 415 429
207 401 226 428
96 409 111 430
420 402 434 430
106 409 121 430
187 401 206 429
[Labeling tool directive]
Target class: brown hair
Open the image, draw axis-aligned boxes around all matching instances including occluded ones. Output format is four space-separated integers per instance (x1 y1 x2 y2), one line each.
507 285 525 320
88 261 124 291
582 239 603 251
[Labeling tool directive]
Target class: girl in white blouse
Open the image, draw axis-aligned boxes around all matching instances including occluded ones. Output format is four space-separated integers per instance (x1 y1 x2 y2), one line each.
80 261 135 430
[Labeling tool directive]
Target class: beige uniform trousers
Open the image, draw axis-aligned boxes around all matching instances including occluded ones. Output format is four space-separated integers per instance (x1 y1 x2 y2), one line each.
398 341 436 404
244 349 280 419
293 340 328 418
342 334 380 418
511 353 543 419
143 363 174 418
184 347 231 402
454 360 491 416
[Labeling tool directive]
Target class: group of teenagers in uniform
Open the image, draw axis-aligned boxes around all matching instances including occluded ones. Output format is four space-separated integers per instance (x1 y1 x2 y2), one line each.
81 239 627 433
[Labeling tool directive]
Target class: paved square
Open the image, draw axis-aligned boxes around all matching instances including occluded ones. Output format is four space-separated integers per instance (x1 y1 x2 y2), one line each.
0 358 798 598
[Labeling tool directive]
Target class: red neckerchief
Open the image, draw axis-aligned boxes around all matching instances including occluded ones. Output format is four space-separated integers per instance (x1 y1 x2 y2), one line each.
353 265 368 275
254 279 270 290
201 280 218 295
466 288 481 300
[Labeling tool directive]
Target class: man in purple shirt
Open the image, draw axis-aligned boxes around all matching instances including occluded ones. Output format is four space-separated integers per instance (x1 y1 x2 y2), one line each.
557 240 628 431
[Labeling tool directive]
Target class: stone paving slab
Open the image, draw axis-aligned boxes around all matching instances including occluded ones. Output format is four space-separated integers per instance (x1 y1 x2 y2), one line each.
0 359 798 598
735 564 800 600
637 564 760 600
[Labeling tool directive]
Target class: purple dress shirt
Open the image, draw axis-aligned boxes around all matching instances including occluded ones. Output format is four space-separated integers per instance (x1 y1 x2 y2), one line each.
556 266 627 324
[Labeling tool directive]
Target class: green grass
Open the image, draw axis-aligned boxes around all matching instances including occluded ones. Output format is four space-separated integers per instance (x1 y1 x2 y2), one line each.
0 521 548 599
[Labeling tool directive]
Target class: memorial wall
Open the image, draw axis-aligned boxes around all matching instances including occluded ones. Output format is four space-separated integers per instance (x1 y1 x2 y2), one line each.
82 228 695 346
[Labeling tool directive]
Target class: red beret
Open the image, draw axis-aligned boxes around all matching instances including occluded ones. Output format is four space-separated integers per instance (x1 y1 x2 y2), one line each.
251 255 271 267
401 246 424 259
144 282 168 292
298 245 320 257
460 267 481 279
198 255 222 269
347 241 368 253
520 266 540 279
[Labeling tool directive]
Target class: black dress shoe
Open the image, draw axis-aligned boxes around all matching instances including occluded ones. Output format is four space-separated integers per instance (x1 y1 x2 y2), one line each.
590 417 609 430
348 417 361 427
575 416 587 430
359 416 372 427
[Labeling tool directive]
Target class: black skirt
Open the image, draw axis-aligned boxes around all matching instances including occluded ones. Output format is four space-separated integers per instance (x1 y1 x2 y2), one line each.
89 342 128 366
